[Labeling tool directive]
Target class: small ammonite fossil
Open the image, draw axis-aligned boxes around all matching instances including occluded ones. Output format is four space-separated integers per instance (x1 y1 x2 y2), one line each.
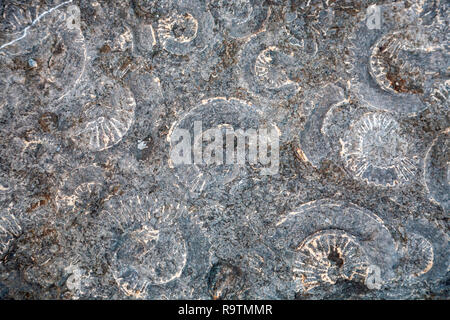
293 230 370 291
369 32 424 95
157 2 214 56
254 47 295 90
340 112 419 187
402 233 434 278
103 194 187 297
237 29 302 101
0 2 87 104
399 217 449 282
112 226 187 297
368 27 447 97
55 165 106 215
207 0 270 39
424 128 449 213
69 77 136 152
158 12 198 44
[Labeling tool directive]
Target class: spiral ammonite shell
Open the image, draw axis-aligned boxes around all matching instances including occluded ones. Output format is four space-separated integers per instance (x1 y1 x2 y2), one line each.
254 47 293 89
168 97 278 195
398 218 449 282
157 1 214 56
55 165 106 215
207 0 270 39
274 199 397 292
0 2 87 105
368 27 447 98
294 230 370 291
237 29 302 100
340 112 419 187
159 12 198 44
299 85 422 188
346 2 448 115
402 233 434 277
69 78 136 152
103 193 188 297
112 227 187 296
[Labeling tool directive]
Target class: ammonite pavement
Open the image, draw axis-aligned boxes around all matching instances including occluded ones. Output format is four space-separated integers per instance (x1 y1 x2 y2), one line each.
0 0 448 300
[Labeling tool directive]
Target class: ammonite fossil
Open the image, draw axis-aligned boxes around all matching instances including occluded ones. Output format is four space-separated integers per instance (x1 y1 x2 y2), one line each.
103 193 188 297
293 229 370 291
207 0 270 39
424 128 449 213
398 217 449 282
112 226 187 297
402 233 434 277
274 199 397 292
0 1 86 105
168 97 279 195
157 1 214 55
67 77 135 152
346 1 448 115
299 85 421 188
237 29 302 101
340 112 419 187
55 165 107 215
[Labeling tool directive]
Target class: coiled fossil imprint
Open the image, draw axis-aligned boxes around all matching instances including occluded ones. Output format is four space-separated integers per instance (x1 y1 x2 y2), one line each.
274 199 397 292
340 112 419 187
207 0 270 39
346 1 448 115
68 77 136 152
0 1 86 105
157 0 214 55
103 193 187 297
294 229 370 291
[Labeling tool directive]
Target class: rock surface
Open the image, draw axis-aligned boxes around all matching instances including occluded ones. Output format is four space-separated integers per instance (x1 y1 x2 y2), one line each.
0 0 448 299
